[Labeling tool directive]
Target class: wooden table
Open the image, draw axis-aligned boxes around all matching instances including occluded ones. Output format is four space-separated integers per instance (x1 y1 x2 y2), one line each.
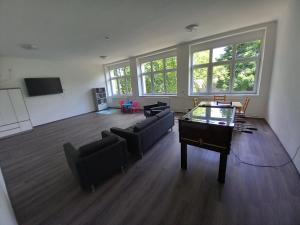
199 101 243 112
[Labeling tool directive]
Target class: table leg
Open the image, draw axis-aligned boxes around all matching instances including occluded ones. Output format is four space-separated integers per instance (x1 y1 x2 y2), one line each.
218 153 228 183
181 143 187 170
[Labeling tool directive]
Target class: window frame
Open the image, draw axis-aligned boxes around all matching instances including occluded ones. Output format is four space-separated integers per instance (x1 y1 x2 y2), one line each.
189 30 265 96
105 62 132 97
137 50 178 96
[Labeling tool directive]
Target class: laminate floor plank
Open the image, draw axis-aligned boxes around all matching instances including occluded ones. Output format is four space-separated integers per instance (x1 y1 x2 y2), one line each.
0 112 299 225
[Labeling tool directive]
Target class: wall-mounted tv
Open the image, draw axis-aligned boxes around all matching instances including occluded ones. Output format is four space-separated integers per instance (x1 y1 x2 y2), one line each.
24 77 63 96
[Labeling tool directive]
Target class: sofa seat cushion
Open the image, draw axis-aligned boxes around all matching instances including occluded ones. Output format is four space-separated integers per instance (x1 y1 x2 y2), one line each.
155 108 170 118
79 136 118 157
133 116 158 132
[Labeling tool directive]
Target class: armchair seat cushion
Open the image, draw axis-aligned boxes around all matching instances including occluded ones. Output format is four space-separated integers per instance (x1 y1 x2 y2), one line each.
133 116 158 132
79 136 118 157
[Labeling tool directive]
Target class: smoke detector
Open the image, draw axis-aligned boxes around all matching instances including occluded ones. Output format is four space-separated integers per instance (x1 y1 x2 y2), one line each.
185 24 199 32
19 43 38 50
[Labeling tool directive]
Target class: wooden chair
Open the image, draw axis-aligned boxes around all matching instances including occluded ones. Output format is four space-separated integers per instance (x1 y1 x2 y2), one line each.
237 97 250 117
193 98 199 107
213 95 226 102
234 97 257 133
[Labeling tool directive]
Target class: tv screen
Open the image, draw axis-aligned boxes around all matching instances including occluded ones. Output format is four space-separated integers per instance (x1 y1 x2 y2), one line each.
24 77 63 96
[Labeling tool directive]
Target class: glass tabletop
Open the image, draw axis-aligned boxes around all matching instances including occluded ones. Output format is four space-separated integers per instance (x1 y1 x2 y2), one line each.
182 106 235 127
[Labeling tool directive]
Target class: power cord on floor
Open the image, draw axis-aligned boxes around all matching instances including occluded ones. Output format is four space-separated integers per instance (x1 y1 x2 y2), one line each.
232 145 300 168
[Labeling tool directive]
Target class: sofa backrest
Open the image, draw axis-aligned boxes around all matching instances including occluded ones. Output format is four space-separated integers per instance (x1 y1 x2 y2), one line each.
78 136 118 157
133 116 158 132
155 108 171 118
139 111 174 152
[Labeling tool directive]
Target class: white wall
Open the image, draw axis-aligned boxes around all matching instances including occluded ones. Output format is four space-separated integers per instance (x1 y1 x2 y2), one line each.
0 57 105 126
267 0 300 172
106 22 278 118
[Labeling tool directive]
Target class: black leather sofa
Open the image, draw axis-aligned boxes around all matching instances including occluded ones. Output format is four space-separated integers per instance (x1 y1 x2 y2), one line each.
63 131 127 191
111 109 175 158
143 101 170 117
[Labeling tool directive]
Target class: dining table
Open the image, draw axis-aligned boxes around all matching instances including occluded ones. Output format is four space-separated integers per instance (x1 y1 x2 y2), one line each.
199 101 243 112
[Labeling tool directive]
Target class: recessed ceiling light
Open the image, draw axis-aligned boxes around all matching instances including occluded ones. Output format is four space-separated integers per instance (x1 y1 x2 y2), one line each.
19 43 38 50
99 56 107 59
185 24 199 32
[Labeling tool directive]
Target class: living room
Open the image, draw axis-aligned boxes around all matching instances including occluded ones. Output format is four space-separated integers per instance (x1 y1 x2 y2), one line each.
0 0 299 224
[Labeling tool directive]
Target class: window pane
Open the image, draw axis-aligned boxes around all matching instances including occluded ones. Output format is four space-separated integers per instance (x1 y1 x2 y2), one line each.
141 62 151 73
111 79 118 95
165 57 177 69
125 66 130 76
152 59 164 72
233 61 256 92
236 40 261 58
166 71 177 94
213 46 233 62
193 50 209 65
212 65 231 92
116 68 125 76
193 67 208 93
142 75 152 94
153 73 164 93
119 78 127 95
110 69 117 78
127 77 132 94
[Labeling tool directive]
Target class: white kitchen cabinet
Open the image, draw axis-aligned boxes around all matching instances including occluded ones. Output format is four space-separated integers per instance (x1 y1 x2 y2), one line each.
0 88 32 138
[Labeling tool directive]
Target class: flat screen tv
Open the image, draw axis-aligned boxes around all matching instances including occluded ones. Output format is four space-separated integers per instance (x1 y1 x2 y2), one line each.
24 77 63 96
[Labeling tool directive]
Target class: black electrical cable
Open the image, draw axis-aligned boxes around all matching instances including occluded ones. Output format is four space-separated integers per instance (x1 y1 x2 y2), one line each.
232 145 300 168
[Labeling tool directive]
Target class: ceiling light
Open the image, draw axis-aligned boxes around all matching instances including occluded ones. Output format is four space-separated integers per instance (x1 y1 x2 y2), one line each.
99 56 107 59
185 24 199 32
19 43 38 50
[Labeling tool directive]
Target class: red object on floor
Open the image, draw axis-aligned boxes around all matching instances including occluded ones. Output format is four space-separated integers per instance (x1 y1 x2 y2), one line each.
131 101 140 113
119 100 125 112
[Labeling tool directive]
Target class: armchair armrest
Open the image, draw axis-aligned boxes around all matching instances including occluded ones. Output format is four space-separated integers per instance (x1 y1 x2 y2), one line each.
143 103 159 110
150 106 170 111
63 143 80 180
101 130 128 162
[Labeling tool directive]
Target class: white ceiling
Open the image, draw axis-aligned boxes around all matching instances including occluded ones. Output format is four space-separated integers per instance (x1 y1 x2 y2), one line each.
0 0 286 64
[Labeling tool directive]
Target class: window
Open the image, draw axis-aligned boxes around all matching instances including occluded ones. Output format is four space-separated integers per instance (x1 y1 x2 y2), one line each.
190 38 262 95
106 63 132 96
139 52 177 95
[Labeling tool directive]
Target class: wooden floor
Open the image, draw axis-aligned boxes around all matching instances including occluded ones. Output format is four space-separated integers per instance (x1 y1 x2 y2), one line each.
0 111 300 225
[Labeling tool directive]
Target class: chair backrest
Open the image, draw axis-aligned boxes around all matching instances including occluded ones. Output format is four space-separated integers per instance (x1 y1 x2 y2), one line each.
242 97 250 113
214 95 226 102
119 100 125 106
193 98 199 107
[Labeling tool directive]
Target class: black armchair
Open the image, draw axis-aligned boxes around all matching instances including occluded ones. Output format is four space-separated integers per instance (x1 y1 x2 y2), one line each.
143 101 170 117
63 131 127 191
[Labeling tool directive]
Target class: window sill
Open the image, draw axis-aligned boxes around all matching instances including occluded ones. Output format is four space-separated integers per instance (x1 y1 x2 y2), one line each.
109 95 133 98
140 94 177 97
189 93 259 97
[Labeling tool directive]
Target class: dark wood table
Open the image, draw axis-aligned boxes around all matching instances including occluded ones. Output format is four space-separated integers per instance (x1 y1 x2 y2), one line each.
179 106 235 183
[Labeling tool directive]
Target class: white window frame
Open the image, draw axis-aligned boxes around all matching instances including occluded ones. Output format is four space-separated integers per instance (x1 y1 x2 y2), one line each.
105 61 132 97
137 50 177 96
189 29 265 96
